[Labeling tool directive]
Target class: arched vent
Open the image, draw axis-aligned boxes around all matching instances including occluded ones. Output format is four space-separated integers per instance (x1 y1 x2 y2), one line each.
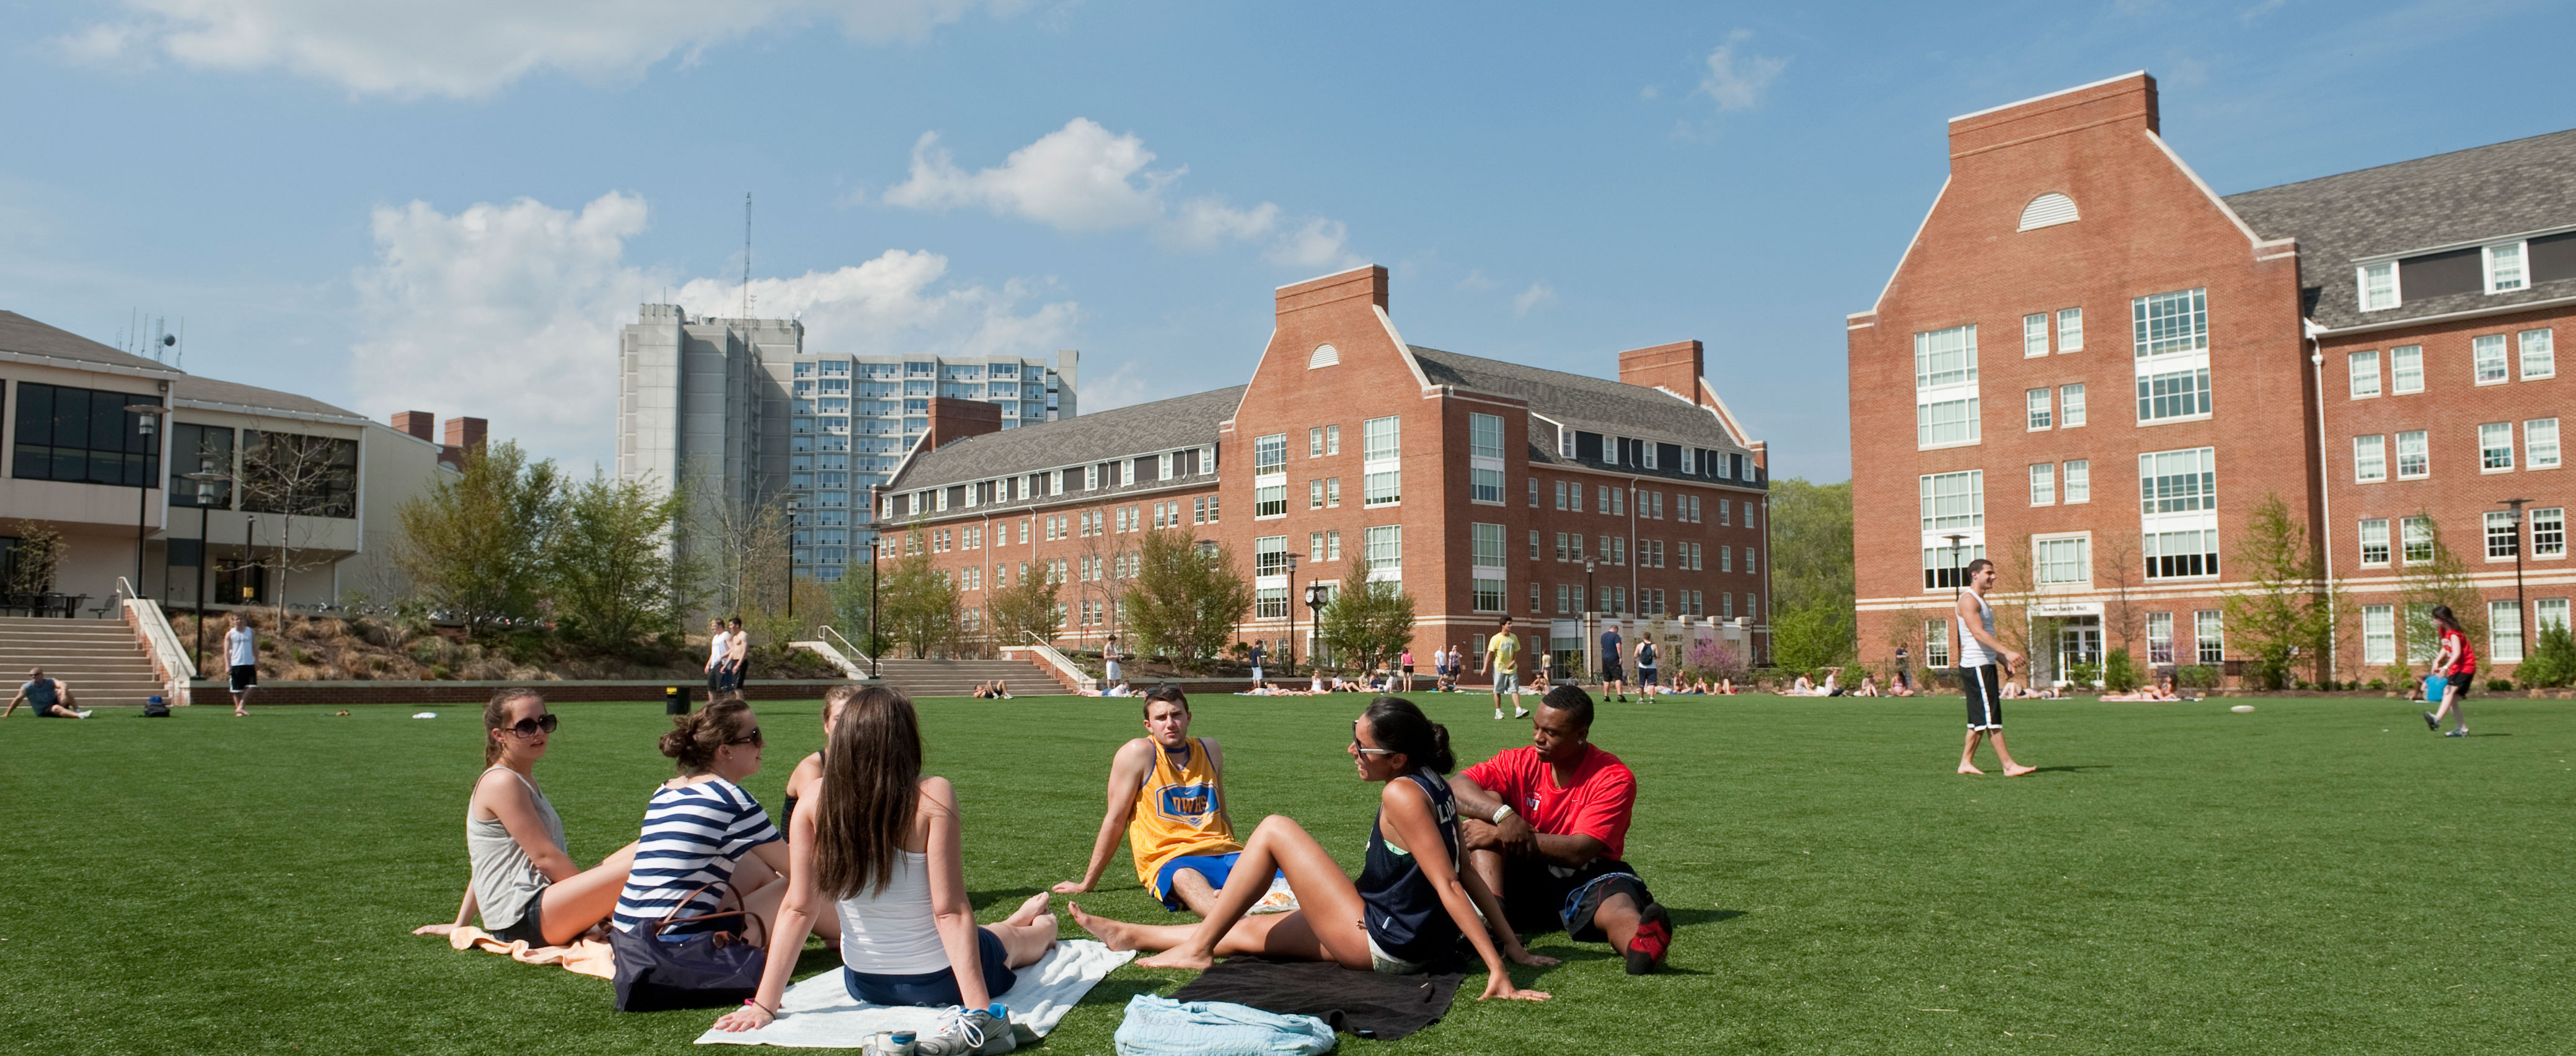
2019 193 2079 231
1308 344 1340 369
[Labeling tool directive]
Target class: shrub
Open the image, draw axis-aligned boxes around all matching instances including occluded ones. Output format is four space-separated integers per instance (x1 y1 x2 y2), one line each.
2102 648 2143 693
2367 678 2386 691
2177 665 2221 691
2066 662 2101 688
2487 678 2512 693
2515 624 2576 688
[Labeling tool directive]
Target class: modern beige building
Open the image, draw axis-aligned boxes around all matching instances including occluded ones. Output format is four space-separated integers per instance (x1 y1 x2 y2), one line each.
2 311 454 613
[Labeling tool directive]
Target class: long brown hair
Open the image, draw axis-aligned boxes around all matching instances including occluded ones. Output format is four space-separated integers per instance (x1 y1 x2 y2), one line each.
812 685 924 899
482 688 544 765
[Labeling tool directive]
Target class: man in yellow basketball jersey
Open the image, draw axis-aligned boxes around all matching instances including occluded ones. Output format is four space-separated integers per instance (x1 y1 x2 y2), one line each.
1054 685 1248 915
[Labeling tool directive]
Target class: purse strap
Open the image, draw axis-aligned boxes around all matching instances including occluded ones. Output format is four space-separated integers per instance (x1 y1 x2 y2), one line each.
643 879 771 946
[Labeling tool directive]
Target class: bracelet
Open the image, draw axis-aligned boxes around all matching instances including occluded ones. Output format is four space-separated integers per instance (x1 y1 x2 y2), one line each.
743 998 774 1014
1491 805 1514 825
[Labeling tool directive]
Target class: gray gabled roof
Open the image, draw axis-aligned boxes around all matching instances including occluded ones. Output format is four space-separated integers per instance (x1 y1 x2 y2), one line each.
887 384 1246 495
0 311 185 375
1406 345 1747 459
2224 127 2576 329
172 375 369 423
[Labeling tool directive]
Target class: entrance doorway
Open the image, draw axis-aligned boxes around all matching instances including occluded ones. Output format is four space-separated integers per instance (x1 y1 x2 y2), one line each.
2057 616 2102 685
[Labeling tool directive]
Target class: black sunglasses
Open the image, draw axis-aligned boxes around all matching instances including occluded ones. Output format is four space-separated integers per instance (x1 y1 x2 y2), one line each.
501 714 559 738
729 727 765 747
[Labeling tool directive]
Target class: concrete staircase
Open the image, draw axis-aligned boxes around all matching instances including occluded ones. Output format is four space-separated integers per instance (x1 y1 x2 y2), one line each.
0 616 165 708
863 657 1076 696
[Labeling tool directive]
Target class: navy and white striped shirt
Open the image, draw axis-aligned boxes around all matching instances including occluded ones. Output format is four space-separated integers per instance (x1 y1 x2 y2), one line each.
611 777 782 934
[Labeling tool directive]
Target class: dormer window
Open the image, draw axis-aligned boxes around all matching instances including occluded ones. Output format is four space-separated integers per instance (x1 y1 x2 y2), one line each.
2485 242 2526 293
2358 261 2399 311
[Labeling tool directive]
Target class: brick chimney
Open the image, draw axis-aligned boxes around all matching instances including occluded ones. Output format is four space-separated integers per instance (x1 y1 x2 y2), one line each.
1616 340 1705 400
922 397 1002 451
442 416 488 451
390 410 437 441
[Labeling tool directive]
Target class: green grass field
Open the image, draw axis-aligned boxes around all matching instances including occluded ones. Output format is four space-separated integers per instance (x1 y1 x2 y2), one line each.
4 691 2572 1054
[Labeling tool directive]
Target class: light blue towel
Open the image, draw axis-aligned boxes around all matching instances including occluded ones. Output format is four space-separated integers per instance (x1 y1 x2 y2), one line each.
1112 995 1336 1056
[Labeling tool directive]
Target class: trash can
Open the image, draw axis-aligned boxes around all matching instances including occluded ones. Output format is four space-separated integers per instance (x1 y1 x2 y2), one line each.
665 686 688 715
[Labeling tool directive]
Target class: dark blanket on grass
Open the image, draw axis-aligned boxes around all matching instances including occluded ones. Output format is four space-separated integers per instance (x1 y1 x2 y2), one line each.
1168 956 1463 1040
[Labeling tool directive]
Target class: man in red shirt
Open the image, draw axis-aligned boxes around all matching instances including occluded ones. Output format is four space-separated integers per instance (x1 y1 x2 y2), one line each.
1450 685 1672 974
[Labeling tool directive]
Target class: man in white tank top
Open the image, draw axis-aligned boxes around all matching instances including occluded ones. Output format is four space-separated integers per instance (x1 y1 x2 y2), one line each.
1954 559 2035 776
705 619 731 694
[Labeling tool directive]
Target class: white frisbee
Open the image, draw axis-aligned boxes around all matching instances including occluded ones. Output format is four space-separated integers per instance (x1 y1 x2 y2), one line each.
2229 704 2255 713
413 711 438 719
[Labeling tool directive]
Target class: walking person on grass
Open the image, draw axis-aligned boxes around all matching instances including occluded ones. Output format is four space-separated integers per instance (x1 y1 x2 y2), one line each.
2422 605 2476 737
1954 559 2036 777
1487 618 1531 721
223 611 258 717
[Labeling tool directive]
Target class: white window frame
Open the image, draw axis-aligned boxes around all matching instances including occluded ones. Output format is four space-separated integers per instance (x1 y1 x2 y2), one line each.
2063 459 2089 504
2484 241 2526 294
2359 518 2390 567
1919 470 1985 532
2521 328 2556 380
2362 605 2396 664
2489 599 2525 663
2029 463 2055 507
1917 396 1981 450
2474 334 2511 385
2487 510 2521 561
1362 415 1401 508
2396 430 2428 479
2358 260 2400 311
2057 307 2083 352
2034 533 2091 588
2391 345 2425 394
2402 516 2434 564
2530 417 2562 469
2026 388 2052 430
2348 350 2381 399
2137 365 2213 425
2534 507 2565 559
2353 434 2386 482
2024 313 2049 358
2481 422 2515 472
2539 597 2570 633
2059 383 2086 427
1914 324 1978 388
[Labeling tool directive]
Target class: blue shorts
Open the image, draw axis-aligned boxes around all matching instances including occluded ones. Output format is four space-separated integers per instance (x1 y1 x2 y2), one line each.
1153 853 1261 912
842 926 1018 1007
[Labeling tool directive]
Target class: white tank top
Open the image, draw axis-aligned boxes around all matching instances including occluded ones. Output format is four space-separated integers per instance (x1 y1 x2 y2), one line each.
835 850 950 974
708 632 731 665
1958 591 1998 667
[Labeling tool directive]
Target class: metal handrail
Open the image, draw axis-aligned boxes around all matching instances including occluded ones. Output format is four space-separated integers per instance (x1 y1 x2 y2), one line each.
114 580 199 705
819 624 871 666
1008 632 1095 693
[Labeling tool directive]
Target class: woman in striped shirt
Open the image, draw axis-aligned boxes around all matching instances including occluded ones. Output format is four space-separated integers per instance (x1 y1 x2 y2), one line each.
611 699 826 943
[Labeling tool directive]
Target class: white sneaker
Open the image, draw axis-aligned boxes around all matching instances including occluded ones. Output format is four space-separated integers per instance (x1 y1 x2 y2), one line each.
915 1006 1015 1055
1514 708 1530 718
1494 709 1504 719
77 709 94 719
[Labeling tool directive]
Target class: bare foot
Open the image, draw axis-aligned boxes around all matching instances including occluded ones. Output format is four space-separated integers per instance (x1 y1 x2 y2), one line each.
1003 891 1051 926
1136 947 1217 970
1066 902 1142 952
1957 764 1984 775
2003 764 2037 777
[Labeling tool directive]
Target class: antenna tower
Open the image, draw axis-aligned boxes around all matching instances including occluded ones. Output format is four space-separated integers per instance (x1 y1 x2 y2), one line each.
742 192 753 319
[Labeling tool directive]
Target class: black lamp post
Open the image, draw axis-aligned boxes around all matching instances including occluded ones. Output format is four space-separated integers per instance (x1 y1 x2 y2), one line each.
2499 497 2531 656
1584 559 1597 616
182 469 230 673
868 539 881 680
1944 533 1968 604
1282 551 1303 675
1304 581 1330 671
125 403 170 594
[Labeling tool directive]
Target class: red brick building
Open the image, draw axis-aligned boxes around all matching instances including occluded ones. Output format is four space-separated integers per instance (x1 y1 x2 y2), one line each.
1849 72 2572 684
873 265 1775 675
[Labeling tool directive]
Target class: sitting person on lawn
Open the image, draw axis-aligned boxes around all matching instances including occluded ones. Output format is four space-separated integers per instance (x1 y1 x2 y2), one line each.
418 689 640 947
5 668 90 718
713 686 1055 1052
1067 697 1551 1000
1449 685 1674 974
1055 686 1246 916
607 698 839 946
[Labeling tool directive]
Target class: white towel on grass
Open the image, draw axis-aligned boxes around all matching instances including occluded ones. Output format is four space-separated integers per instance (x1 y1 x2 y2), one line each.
695 940 1134 1048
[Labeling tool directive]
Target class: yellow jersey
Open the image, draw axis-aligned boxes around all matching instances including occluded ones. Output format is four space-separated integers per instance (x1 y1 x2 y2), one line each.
1128 737 1243 885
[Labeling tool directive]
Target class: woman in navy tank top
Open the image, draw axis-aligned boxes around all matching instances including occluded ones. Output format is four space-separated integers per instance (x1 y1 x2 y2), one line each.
1070 697 1551 1000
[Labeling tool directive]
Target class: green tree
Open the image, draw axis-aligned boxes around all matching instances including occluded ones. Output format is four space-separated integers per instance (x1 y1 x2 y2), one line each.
542 469 687 649
1121 528 1255 671
2221 492 2335 689
1768 478 1853 616
878 545 959 659
1317 558 1416 673
2398 516 2486 668
394 441 560 634
2518 622 2576 688
1 521 64 595
987 559 1065 647
1770 603 1855 677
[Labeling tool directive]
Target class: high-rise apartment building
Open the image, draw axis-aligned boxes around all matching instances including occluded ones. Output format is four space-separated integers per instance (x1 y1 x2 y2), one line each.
615 303 1078 582
1848 72 2572 685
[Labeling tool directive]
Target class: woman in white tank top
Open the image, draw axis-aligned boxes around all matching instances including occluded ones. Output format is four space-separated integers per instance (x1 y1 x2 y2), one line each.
713 687 1056 1053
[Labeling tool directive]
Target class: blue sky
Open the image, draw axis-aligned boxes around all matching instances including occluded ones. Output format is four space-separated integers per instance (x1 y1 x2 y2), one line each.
4 0 2569 480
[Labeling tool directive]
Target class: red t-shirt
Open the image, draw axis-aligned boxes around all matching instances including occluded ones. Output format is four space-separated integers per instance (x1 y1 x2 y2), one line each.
1462 745 1636 859
2441 627 2478 677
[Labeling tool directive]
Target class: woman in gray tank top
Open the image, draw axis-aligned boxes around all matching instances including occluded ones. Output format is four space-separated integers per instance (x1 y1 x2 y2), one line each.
416 690 640 947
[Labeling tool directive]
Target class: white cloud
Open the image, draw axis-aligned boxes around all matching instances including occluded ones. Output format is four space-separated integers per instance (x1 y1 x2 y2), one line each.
350 191 1074 466
885 118 1361 269
1512 282 1556 318
1695 30 1788 112
61 0 1019 99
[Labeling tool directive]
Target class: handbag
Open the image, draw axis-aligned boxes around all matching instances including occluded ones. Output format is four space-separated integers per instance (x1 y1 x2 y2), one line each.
611 881 770 1011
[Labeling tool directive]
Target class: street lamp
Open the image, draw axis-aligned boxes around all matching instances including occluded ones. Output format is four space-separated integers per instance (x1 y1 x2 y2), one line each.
125 403 171 594
182 469 231 673
2499 497 2531 656
1282 551 1303 677
1584 559 1598 615
868 539 881 680
1944 533 1969 604
1304 582 1330 669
